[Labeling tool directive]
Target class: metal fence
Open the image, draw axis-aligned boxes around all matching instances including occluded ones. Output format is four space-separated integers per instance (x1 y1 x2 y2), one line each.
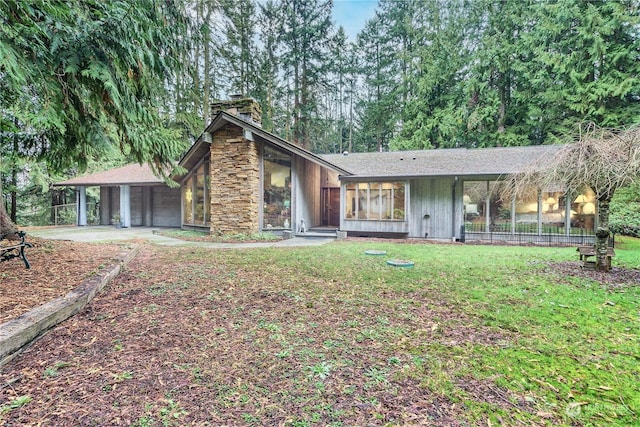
461 224 608 247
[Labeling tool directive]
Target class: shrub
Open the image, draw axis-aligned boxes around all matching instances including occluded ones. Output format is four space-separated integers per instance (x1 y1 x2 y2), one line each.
610 184 640 237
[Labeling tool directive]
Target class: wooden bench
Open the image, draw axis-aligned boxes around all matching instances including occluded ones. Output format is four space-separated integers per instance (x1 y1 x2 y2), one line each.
0 231 34 269
577 245 615 271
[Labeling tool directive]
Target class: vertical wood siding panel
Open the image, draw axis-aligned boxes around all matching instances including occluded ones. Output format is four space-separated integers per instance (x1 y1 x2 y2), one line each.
130 187 143 226
409 178 454 239
152 187 181 227
297 159 321 228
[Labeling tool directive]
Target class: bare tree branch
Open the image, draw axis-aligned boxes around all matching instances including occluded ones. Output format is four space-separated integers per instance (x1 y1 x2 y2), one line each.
501 123 640 271
502 123 640 204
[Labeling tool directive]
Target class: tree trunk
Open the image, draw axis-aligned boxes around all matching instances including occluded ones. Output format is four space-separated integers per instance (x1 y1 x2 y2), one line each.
10 164 17 222
595 227 610 272
0 202 18 239
595 195 612 271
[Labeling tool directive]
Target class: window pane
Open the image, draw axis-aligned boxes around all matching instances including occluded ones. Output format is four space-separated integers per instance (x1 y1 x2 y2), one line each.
463 181 486 232
489 181 511 232
381 183 392 219
263 146 291 229
345 183 356 219
357 183 368 219
541 189 564 233
514 189 538 234
182 177 194 225
204 170 210 225
571 186 596 233
367 183 381 219
345 182 405 221
393 183 405 220
195 173 205 225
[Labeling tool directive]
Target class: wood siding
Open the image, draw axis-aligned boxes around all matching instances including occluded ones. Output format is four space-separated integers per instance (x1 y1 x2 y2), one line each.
342 218 410 235
409 177 461 239
152 186 181 227
294 158 322 229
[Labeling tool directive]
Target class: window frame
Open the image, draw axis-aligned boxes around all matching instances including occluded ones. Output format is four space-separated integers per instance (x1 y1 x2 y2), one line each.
345 181 406 222
181 158 210 227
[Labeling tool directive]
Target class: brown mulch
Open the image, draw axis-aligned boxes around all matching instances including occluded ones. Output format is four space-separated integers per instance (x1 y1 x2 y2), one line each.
548 261 640 290
0 237 128 324
0 242 511 426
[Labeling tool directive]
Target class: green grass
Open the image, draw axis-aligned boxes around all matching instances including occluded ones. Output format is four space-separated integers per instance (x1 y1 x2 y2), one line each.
615 235 640 268
209 239 639 425
2 238 638 426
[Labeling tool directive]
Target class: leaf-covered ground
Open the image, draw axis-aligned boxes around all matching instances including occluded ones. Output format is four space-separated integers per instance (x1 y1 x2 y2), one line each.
0 237 127 324
1 239 638 426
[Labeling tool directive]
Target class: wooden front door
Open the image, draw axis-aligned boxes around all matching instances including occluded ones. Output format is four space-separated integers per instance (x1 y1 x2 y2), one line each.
322 187 341 226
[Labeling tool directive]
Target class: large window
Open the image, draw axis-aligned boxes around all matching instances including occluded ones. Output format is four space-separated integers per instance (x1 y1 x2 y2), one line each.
464 179 596 235
182 161 209 226
345 182 405 221
263 146 291 229
571 186 596 232
463 181 487 226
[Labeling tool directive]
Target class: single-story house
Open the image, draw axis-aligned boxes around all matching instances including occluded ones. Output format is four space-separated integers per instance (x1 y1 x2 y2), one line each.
56 97 598 245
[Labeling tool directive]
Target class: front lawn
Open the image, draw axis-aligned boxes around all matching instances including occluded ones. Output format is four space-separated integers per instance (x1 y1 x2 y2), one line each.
1 239 638 426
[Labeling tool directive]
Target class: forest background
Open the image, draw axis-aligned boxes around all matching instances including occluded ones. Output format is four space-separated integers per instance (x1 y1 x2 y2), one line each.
1 0 639 235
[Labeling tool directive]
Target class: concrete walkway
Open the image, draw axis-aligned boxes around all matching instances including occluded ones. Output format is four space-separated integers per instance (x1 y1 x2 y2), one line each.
25 226 335 248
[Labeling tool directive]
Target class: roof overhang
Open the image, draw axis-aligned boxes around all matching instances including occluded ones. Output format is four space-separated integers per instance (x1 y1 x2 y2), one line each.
338 173 513 182
53 163 169 187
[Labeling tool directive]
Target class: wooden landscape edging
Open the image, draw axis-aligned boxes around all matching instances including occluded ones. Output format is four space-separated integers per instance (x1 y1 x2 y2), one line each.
0 246 139 369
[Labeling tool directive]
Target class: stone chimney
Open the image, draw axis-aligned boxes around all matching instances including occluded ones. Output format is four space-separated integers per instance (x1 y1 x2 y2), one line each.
210 95 262 127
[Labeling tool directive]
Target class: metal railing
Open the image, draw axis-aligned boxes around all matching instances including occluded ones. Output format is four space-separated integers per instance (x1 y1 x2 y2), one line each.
461 223 605 247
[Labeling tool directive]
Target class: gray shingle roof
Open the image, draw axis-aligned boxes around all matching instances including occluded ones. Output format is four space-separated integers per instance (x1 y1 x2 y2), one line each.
322 145 562 179
54 164 165 186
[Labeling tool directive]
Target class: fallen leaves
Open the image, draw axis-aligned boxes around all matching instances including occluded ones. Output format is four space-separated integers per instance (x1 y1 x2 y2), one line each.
0 238 129 324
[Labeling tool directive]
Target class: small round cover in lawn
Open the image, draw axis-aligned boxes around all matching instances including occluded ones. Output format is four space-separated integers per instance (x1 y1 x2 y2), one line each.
386 259 415 268
364 249 387 256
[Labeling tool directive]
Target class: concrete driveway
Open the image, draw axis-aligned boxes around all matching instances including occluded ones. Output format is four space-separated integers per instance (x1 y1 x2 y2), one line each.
24 226 335 248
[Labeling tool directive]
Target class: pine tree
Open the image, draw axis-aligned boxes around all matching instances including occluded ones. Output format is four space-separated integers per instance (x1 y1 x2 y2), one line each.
354 12 398 153
221 0 258 97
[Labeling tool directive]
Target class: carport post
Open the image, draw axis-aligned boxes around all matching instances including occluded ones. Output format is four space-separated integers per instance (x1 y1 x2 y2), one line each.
119 185 131 228
77 187 87 226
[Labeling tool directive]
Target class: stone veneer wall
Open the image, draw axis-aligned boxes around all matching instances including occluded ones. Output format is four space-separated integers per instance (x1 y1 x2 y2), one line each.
210 124 261 234
211 98 262 125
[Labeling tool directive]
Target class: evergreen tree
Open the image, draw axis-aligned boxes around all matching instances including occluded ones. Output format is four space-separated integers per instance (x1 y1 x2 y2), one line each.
354 12 398 152
256 0 288 134
391 0 469 149
463 0 531 147
0 0 190 233
523 0 640 137
277 0 334 149
220 0 258 97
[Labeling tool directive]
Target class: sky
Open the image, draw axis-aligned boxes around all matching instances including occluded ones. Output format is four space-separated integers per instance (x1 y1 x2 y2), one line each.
332 0 378 41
